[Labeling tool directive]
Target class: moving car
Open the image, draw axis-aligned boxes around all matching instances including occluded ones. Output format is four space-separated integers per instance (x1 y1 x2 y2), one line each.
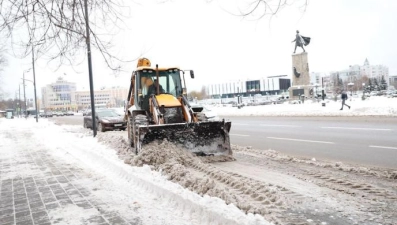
83 109 127 132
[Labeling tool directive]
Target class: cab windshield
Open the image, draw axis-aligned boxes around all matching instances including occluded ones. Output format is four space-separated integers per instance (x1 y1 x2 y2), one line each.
138 69 183 97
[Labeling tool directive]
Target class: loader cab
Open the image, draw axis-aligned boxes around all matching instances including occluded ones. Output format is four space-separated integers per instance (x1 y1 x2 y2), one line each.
135 68 184 112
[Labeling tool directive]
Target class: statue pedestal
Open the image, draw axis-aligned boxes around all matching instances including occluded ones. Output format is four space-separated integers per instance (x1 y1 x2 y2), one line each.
289 52 312 100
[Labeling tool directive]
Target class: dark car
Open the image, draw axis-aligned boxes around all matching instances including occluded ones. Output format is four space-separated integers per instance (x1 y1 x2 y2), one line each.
83 109 127 132
44 112 53 118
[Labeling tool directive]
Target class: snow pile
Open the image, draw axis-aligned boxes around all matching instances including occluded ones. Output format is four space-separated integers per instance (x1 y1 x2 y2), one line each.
94 132 285 222
0 118 270 225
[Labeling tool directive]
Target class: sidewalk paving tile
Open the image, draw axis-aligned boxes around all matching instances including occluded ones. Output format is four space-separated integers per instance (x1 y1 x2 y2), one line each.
0 130 137 225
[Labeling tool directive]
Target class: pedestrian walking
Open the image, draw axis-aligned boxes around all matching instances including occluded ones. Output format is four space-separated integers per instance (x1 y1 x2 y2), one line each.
340 91 350 110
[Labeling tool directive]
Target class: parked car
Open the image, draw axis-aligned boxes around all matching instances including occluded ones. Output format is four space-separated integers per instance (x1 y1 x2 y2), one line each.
83 109 127 132
53 111 63 116
370 91 379 96
44 112 53 118
65 111 75 116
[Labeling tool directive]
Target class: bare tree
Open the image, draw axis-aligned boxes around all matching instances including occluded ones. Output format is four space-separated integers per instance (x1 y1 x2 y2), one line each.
0 0 131 71
0 46 7 93
0 0 309 72
215 0 308 20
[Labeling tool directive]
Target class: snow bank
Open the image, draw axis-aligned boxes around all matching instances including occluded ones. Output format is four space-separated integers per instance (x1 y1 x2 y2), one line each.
209 96 397 117
19 119 270 225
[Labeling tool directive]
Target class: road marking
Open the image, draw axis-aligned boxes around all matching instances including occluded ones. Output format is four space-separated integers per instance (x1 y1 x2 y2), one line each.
369 145 397 150
230 134 250 137
267 137 334 144
233 123 249 126
321 127 392 131
261 124 300 127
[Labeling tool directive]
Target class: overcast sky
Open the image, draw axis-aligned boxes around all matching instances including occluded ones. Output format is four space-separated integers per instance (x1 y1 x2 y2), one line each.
1 0 396 100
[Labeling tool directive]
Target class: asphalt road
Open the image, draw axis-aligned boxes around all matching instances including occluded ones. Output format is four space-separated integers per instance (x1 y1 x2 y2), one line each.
48 115 397 169
224 116 397 169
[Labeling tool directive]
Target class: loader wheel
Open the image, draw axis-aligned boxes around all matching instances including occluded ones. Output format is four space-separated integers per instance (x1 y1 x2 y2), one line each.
128 115 134 147
196 112 208 122
133 114 149 155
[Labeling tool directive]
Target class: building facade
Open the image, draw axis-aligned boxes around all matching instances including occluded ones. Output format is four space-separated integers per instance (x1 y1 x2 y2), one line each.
389 75 397 89
207 75 291 98
75 86 128 110
41 78 128 111
331 59 389 85
41 77 77 111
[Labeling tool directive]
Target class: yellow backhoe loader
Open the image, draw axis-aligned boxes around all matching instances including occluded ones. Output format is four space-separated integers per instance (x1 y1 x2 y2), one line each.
125 58 231 156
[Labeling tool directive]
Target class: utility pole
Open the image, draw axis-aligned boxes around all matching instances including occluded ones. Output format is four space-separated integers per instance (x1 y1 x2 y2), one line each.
322 77 325 101
19 85 21 117
23 71 26 118
32 46 38 122
22 69 31 118
84 0 96 136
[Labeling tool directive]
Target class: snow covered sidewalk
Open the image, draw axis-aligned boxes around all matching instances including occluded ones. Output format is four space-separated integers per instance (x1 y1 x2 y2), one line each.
0 118 269 225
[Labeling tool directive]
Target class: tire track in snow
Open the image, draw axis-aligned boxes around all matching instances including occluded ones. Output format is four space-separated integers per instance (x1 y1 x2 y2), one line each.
232 145 397 225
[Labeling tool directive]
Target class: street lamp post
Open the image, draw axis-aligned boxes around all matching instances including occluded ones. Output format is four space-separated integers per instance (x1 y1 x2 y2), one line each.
23 71 27 117
362 83 366 100
18 84 21 117
347 82 354 97
22 78 38 122
84 0 97 136
32 46 38 122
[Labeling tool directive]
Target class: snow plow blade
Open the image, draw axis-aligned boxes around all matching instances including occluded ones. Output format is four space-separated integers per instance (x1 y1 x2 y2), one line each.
137 120 232 156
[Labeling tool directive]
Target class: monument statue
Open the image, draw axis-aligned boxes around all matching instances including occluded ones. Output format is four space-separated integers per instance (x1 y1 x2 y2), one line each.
292 30 311 54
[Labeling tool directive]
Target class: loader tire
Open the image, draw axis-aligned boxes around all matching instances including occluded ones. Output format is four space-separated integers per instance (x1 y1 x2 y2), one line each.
128 115 134 148
196 112 208 122
132 114 149 155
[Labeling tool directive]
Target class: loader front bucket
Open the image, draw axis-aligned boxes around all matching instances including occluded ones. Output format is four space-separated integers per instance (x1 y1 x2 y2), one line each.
136 120 232 156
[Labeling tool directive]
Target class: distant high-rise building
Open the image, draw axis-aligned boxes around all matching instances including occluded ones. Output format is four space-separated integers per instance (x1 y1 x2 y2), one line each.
41 77 76 111
389 75 397 89
41 77 128 111
360 58 389 80
329 58 389 90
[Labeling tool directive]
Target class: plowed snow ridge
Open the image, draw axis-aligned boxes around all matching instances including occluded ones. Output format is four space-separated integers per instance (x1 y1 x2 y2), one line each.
30 120 269 225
